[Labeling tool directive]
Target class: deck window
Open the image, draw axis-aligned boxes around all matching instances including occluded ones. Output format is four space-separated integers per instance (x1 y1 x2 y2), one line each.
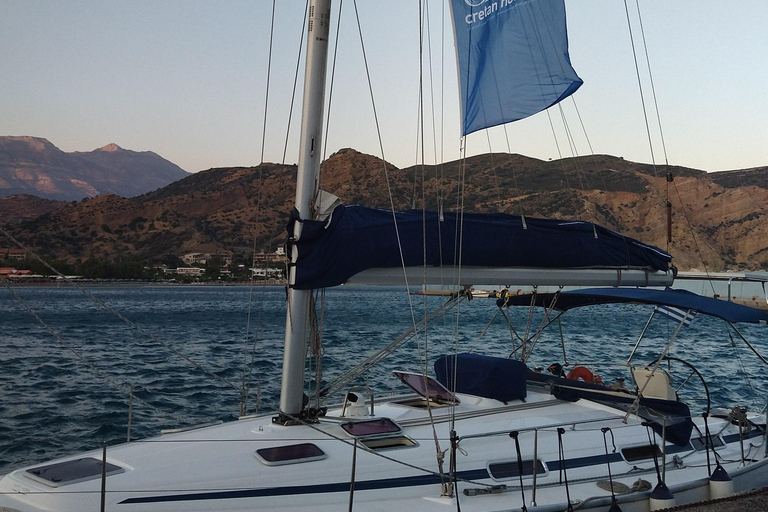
341 418 401 437
360 436 418 451
393 371 459 404
690 435 725 452
488 459 546 481
25 457 124 487
255 443 327 466
621 444 663 462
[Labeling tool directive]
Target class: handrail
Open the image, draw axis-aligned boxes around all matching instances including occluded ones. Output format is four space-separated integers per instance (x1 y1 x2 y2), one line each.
458 414 637 442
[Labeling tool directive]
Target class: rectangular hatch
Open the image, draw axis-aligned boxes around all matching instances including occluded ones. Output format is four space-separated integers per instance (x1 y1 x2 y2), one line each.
25 457 124 488
393 371 459 405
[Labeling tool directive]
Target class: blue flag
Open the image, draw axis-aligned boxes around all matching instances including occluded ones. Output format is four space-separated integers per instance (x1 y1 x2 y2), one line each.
450 0 583 135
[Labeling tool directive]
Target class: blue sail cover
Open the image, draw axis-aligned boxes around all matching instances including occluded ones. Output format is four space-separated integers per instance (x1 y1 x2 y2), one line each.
435 353 528 402
450 0 583 135
289 205 672 290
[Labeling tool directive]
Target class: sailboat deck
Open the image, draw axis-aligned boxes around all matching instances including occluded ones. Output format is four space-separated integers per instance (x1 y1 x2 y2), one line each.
1 383 765 512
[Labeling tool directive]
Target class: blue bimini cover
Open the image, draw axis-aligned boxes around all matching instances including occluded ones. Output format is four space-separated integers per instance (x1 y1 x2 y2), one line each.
501 287 768 325
434 353 527 403
289 205 672 290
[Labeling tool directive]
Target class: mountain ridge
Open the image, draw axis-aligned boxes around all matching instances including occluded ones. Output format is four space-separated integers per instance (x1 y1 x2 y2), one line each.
2 148 767 271
0 136 189 201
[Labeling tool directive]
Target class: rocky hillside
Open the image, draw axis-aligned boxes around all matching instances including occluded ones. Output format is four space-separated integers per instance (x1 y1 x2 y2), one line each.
2 149 767 271
0 194 67 225
0 136 189 200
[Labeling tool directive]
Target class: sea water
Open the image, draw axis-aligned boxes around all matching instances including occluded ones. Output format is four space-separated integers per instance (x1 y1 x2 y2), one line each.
1 285 765 474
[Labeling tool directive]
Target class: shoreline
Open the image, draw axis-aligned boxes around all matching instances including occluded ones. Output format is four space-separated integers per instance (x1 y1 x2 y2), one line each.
1 278 288 287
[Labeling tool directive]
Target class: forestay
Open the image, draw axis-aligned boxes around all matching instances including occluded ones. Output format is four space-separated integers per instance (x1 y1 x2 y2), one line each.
288 205 672 290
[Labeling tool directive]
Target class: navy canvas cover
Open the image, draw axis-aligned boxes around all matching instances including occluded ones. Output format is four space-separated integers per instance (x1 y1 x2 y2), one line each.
434 353 527 403
289 205 672 290
501 287 768 325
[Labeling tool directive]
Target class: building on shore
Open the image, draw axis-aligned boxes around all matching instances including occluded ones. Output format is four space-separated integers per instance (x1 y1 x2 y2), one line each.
181 253 233 266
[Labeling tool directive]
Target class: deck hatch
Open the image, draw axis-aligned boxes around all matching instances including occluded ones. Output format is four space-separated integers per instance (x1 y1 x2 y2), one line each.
690 435 724 452
341 418 401 437
621 444 663 462
24 457 124 487
255 443 327 466
360 436 417 450
488 459 546 480
393 371 459 404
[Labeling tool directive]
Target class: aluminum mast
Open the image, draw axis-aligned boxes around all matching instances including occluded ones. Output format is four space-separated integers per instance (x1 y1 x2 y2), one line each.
279 0 332 419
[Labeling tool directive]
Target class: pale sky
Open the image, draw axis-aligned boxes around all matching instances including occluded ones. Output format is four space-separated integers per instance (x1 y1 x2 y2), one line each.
2 0 767 174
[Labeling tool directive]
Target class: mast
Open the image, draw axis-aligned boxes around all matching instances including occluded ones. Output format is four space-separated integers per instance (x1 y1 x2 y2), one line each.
279 0 332 419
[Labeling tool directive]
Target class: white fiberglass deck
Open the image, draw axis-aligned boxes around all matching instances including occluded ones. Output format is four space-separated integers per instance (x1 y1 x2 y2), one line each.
1 385 765 512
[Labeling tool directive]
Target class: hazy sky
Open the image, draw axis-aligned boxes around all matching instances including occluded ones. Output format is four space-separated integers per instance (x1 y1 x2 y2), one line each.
2 0 767 174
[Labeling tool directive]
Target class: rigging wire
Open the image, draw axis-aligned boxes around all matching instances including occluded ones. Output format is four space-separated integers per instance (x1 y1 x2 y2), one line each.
240 237 264 416
623 1 720 290
621 0 659 181
500 123 526 217
1 277 190 426
282 0 311 164
630 0 677 254
0 226 255 405
241 0 278 416
569 96 594 155
725 326 762 411
321 0 345 163
417 2 450 494
259 0 276 166
438 0 447 222
348 0 423 351
317 294 463 402
632 0 668 167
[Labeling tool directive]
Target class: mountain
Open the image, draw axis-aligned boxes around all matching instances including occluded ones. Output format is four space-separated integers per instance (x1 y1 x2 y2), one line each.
0 194 67 225
2 149 767 271
0 136 189 200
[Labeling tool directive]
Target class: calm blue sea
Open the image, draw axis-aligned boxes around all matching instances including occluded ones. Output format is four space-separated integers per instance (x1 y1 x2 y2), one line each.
1 285 765 474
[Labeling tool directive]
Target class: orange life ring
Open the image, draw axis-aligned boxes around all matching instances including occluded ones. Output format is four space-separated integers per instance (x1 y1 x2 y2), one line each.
566 366 602 384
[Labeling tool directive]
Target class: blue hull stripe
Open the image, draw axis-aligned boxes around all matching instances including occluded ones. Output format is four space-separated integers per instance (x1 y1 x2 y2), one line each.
120 429 763 504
